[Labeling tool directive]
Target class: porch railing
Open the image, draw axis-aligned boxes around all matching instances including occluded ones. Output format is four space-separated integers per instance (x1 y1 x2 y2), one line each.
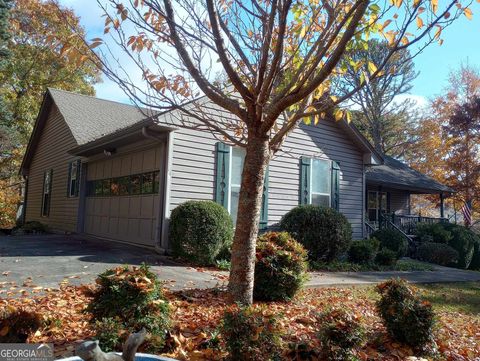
365 213 449 252
388 214 448 235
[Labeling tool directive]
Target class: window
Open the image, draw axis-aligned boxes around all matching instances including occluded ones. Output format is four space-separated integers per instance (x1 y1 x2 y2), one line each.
86 171 160 197
230 147 245 225
68 160 80 197
311 159 331 207
367 191 388 222
300 156 340 210
214 143 269 229
41 170 52 217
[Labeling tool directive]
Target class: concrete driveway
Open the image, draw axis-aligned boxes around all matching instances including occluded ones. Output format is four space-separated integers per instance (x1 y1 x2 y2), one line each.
0 234 228 291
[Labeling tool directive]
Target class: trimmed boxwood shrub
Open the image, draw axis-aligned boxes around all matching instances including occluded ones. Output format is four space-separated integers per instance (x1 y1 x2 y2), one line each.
442 223 476 269
375 248 397 266
86 265 170 352
254 232 308 301
469 238 480 270
221 305 282 361
279 205 352 262
416 242 459 266
376 279 435 349
170 200 234 266
415 223 452 244
371 228 408 258
347 239 378 264
317 308 365 361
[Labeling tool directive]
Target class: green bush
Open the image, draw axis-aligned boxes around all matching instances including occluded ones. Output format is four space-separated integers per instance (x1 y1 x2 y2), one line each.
92 317 124 351
371 229 408 258
317 308 364 361
374 249 397 266
280 205 352 262
253 232 308 302
0 307 42 343
169 200 234 266
416 242 459 266
442 223 477 269
20 221 48 234
469 238 480 270
415 223 452 244
86 265 170 352
376 279 435 349
347 239 378 264
221 306 282 361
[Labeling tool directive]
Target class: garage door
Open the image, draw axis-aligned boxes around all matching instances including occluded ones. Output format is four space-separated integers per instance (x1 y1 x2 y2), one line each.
84 146 163 247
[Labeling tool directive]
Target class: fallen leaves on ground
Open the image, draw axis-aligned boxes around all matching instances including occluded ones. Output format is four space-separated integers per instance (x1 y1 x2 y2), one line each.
1 283 479 360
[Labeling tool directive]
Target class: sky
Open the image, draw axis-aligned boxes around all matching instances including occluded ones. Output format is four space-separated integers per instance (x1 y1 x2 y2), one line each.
60 0 480 107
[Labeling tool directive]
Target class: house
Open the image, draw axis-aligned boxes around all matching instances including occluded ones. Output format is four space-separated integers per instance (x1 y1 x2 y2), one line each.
20 88 452 251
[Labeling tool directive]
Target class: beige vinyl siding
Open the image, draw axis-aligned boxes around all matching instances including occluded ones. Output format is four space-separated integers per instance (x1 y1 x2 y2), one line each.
25 105 80 232
166 116 365 239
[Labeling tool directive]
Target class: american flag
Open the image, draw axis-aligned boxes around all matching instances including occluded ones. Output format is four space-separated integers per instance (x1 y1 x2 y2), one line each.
461 201 472 227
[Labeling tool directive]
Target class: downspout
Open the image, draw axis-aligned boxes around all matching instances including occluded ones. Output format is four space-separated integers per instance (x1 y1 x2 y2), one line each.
141 126 171 254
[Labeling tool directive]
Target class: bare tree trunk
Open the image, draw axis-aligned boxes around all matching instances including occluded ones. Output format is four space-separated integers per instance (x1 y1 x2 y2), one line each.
228 134 271 305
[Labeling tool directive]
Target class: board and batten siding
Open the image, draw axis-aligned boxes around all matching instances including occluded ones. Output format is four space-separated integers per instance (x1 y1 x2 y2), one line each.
167 119 365 239
24 104 80 232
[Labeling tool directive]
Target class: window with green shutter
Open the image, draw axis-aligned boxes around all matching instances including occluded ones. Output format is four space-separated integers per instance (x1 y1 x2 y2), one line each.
299 157 340 210
215 142 269 229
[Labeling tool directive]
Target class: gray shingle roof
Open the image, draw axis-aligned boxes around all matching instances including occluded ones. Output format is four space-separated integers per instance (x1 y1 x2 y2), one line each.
48 88 153 145
366 155 454 194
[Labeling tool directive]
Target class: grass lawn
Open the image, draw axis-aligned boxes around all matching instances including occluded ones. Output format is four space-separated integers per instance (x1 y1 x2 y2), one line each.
2 280 479 360
310 258 436 272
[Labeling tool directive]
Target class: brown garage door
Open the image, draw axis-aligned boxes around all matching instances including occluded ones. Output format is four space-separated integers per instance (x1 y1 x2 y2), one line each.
84 146 163 247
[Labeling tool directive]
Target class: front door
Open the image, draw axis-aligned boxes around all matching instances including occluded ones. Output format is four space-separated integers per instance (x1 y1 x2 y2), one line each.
367 191 388 224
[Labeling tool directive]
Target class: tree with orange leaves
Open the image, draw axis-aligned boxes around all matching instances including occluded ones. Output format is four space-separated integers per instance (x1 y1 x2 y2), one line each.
407 64 480 218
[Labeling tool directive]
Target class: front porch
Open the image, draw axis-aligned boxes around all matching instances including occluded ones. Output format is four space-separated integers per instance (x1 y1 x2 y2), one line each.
365 155 454 241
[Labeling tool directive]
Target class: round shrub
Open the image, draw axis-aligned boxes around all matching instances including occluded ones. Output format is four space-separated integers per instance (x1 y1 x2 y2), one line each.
254 232 308 301
469 238 480 270
221 305 282 361
280 205 352 262
442 223 476 269
317 308 364 360
347 239 378 264
376 279 435 349
170 200 234 266
86 265 170 352
375 248 397 266
371 229 408 258
416 242 459 266
415 223 452 244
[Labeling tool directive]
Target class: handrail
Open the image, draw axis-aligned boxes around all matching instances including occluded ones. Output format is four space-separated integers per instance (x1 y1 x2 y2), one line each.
380 214 415 248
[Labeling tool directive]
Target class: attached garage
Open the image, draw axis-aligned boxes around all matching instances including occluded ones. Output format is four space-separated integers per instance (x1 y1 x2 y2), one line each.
84 146 164 247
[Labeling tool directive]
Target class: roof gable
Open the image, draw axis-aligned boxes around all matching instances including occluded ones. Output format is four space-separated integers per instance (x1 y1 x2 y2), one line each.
48 88 150 145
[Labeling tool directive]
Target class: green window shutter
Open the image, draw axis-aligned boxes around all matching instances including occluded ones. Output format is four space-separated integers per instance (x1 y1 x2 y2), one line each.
259 166 269 230
215 142 231 208
299 156 311 205
331 161 340 211
67 162 72 197
75 160 81 197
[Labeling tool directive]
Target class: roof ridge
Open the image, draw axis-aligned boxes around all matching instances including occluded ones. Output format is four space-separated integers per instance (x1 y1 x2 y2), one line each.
47 87 141 110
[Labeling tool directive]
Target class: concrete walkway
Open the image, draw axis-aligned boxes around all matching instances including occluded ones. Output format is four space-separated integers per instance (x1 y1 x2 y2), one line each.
1 235 480 294
307 265 480 287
